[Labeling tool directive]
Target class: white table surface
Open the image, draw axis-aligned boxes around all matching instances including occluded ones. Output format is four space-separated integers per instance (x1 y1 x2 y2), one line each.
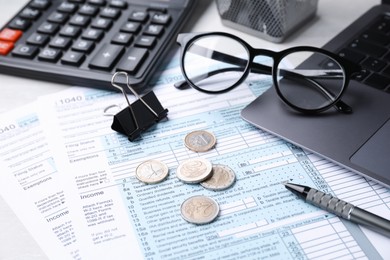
0 0 382 259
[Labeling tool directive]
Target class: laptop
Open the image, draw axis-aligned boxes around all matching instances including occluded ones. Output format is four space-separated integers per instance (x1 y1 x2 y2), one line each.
241 1 390 188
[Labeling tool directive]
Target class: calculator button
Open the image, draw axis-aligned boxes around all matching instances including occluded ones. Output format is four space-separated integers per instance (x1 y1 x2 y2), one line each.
109 0 127 9
47 12 69 24
59 25 81 38
117 47 148 73
79 4 99 16
38 48 62 62
61 51 85 65
0 28 23 42
72 39 95 53
20 7 41 20
120 21 140 33
144 24 164 36
89 43 124 70
91 17 113 30
0 41 14 55
27 33 49 46
151 13 171 25
12 44 39 58
69 14 91 27
129 11 148 22
111 32 133 45
100 7 121 19
57 2 78 13
81 28 104 41
49 36 72 49
8 18 32 31
37 22 59 34
30 0 51 10
88 0 106 6
135 36 156 48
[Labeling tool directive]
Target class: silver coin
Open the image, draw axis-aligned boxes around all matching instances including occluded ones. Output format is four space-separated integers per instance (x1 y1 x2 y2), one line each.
135 159 169 184
176 158 213 183
184 130 216 152
200 164 236 191
180 195 220 224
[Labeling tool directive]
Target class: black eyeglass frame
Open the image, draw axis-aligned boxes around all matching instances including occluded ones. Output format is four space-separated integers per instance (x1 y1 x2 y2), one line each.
176 32 362 114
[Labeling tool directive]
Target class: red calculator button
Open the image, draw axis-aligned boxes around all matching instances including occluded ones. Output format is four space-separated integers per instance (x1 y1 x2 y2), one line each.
0 28 23 42
0 41 14 55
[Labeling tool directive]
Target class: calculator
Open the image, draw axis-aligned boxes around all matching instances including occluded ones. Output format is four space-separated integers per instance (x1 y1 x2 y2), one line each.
0 0 196 91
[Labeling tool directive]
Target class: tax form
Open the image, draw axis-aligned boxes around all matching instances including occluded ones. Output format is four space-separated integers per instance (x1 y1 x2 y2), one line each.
0 104 81 259
34 61 390 259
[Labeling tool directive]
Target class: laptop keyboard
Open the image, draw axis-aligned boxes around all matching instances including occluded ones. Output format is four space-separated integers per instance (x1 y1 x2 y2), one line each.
337 14 390 92
0 0 195 91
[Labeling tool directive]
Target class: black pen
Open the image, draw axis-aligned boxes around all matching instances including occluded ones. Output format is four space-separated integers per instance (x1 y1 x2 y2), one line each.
283 182 390 238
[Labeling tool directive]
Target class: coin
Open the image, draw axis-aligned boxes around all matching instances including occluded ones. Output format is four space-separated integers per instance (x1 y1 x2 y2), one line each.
200 164 236 191
176 158 213 183
135 159 169 184
180 195 220 224
184 130 216 152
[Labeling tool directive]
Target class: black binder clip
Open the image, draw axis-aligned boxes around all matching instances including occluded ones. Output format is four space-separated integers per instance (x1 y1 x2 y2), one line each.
108 71 168 141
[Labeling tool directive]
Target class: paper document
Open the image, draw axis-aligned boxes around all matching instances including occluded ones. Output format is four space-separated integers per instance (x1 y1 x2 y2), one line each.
0 55 389 259
35 63 390 259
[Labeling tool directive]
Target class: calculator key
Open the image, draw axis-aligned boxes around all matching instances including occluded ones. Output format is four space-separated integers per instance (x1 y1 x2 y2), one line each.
120 21 140 33
59 25 81 38
79 4 99 16
151 13 171 25
47 12 69 24
27 33 49 46
72 39 95 53
111 32 132 45
12 44 39 58
0 28 23 42
61 51 85 65
37 22 59 34
91 17 113 30
57 2 77 13
8 18 32 31
0 41 14 55
100 7 121 19
38 48 62 62
129 11 148 22
109 0 127 9
135 36 156 48
144 24 164 36
89 43 124 70
81 28 104 41
117 47 148 73
88 0 106 6
69 14 91 27
20 7 41 20
30 0 51 10
49 36 72 49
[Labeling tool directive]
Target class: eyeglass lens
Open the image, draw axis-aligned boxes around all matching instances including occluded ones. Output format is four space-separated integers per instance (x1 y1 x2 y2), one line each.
183 35 250 93
182 35 346 111
276 52 345 111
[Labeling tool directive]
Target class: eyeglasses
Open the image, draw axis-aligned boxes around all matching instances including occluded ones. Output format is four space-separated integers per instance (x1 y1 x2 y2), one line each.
175 32 362 114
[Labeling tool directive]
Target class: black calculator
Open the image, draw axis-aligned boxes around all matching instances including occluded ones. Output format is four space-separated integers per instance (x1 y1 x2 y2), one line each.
0 0 196 90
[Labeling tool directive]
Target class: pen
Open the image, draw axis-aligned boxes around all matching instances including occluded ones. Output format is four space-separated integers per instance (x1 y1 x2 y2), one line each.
283 182 390 238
